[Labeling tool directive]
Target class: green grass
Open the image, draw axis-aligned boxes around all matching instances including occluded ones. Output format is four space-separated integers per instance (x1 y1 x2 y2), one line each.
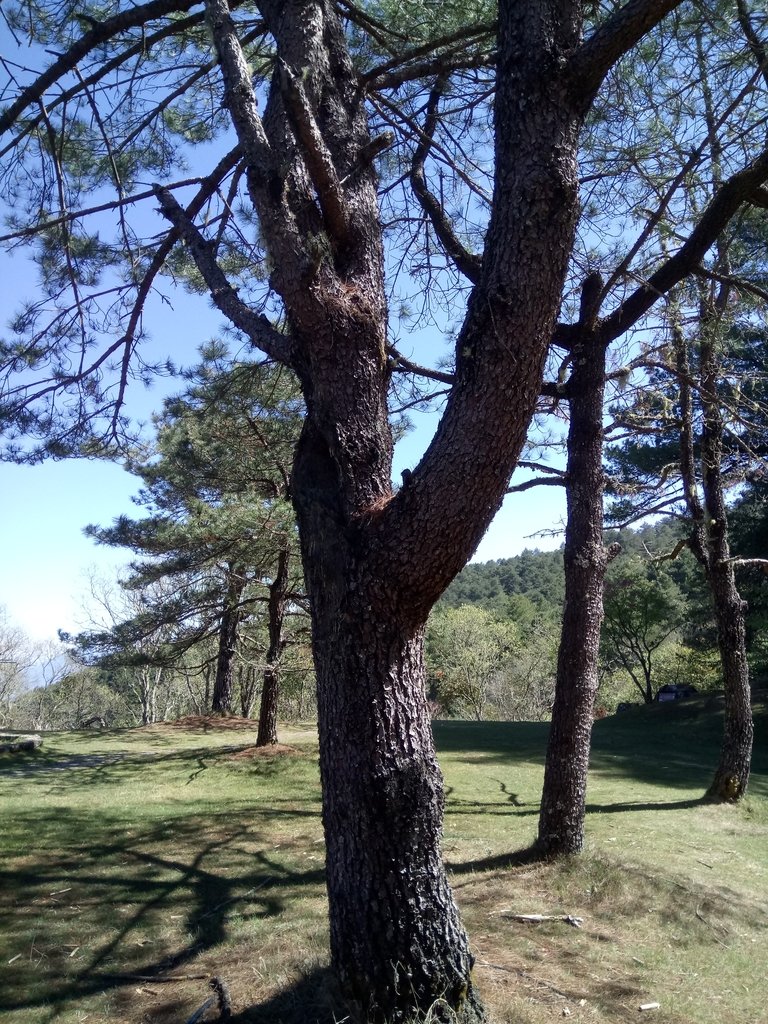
0 703 766 1024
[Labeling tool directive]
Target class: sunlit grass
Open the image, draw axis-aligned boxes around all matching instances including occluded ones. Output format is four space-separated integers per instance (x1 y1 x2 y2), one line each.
0 702 765 1023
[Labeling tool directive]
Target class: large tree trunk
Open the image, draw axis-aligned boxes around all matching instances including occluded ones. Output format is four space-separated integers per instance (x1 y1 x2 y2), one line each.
293 483 482 1021
193 1 596 1017
538 313 611 857
256 548 289 747
212 564 245 714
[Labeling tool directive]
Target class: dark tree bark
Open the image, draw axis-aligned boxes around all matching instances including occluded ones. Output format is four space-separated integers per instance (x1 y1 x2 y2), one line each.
699 325 753 801
155 1 686 1018
675 312 753 802
211 564 245 714
256 548 289 747
537 288 613 857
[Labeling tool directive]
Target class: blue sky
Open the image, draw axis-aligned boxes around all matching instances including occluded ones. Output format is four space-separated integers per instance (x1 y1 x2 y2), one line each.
0 223 566 645
0 405 566 642
0 386 566 643
0 26 565 644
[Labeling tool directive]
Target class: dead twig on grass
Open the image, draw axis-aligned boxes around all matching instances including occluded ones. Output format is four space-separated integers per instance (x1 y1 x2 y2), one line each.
499 912 584 928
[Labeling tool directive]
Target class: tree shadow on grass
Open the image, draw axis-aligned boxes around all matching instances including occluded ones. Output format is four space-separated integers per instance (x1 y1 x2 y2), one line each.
0 808 326 1021
0 741 272 783
229 967 350 1024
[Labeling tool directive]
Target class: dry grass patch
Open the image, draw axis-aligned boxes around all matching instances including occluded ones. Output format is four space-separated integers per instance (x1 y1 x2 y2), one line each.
1 708 766 1023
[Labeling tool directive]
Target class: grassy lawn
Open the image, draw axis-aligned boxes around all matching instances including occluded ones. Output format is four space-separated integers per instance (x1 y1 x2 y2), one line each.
0 702 766 1024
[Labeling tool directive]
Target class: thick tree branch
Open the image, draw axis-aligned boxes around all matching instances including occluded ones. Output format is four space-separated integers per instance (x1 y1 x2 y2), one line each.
410 76 482 284
694 265 768 305
360 21 496 90
388 347 455 385
204 0 276 195
570 0 684 104
597 147 768 346
371 53 495 92
153 187 293 366
277 59 350 248
506 476 567 494
726 557 768 573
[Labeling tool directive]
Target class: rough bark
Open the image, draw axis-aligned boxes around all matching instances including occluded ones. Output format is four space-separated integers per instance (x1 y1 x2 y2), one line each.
282 3 585 1014
212 565 245 715
163 0 682 1017
699 322 752 801
675 313 753 801
538 314 610 857
256 548 289 747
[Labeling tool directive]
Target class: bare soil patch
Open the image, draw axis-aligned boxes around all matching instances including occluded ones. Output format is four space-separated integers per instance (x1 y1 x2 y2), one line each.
143 714 259 732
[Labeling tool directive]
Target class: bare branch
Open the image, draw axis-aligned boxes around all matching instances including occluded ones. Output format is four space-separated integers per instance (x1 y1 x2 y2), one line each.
0 176 224 245
726 557 768 573
0 10 211 161
371 52 495 93
409 76 482 284
335 0 408 50
644 537 690 563
388 346 455 385
507 476 567 495
598 146 768 346
153 186 293 366
360 21 496 91
694 265 768 305
0 0 201 137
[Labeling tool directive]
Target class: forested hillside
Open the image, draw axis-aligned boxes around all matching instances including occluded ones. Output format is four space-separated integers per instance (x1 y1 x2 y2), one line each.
431 511 767 721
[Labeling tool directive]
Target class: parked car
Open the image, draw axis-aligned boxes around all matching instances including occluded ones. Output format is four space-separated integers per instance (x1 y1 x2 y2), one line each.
656 684 699 702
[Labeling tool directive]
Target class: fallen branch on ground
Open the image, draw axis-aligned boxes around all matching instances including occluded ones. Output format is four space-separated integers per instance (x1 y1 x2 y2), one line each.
185 977 232 1023
501 912 584 928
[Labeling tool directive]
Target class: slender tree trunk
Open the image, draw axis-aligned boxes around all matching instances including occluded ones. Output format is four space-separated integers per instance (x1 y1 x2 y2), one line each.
675 306 752 800
256 548 289 746
212 564 245 714
699 321 752 800
538 315 612 857
705 558 752 800
238 664 257 718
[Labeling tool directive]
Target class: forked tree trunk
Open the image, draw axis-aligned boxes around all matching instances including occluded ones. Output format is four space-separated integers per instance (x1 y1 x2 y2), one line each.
212 565 245 714
187 2 592 1017
256 548 289 747
538 317 612 857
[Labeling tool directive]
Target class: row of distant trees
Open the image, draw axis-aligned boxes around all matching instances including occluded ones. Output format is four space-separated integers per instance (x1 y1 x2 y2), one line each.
429 499 768 721
0 603 316 734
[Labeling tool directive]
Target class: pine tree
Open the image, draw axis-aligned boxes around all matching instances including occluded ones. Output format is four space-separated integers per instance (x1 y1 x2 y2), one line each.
83 350 305 732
